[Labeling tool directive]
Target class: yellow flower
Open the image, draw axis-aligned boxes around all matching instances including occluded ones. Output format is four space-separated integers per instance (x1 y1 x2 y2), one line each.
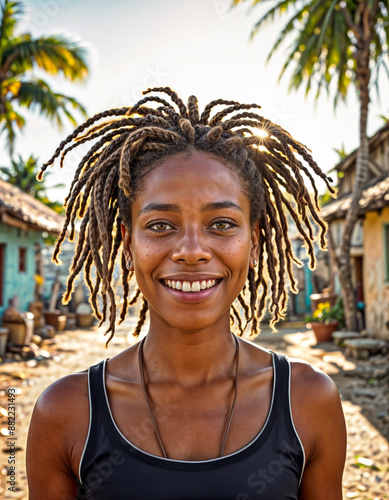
34 274 44 286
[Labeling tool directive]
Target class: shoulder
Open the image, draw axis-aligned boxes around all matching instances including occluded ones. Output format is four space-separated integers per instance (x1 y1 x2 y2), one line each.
286 356 345 462
241 341 339 403
28 366 97 477
30 367 92 442
285 359 346 498
27 367 99 493
35 371 89 412
287 356 340 407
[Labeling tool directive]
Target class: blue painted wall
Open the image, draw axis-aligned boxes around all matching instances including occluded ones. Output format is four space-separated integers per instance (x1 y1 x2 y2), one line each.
0 223 43 317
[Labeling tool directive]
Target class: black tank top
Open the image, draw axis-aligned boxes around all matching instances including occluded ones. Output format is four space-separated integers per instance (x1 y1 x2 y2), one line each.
77 351 305 499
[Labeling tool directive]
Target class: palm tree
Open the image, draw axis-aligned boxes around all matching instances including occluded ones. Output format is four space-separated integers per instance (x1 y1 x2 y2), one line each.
0 154 65 213
233 0 389 331
333 143 348 161
0 0 89 151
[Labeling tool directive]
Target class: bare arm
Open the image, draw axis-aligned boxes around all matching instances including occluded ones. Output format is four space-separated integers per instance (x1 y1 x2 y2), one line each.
291 361 347 500
26 374 89 500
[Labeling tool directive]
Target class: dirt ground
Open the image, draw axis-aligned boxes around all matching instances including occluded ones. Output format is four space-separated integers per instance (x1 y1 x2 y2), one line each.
0 320 388 499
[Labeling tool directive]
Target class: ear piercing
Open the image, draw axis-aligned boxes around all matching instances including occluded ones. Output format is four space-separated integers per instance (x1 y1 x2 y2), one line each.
253 260 258 267
126 262 131 270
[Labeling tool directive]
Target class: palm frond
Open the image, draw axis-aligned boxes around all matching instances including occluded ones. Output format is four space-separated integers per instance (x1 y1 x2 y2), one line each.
14 78 87 128
2 35 89 80
0 99 25 152
315 0 337 50
250 0 303 40
267 7 309 62
233 0 388 106
1 76 21 96
0 153 63 198
0 2 90 152
0 0 23 52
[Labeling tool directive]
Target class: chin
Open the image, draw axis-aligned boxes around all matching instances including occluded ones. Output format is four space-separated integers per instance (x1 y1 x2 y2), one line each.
154 309 229 334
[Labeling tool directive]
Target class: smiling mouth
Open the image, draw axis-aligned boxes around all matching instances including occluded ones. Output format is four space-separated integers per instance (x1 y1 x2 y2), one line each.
161 279 222 293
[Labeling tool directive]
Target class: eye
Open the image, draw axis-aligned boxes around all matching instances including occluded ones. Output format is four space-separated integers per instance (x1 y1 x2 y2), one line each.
147 221 173 232
210 219 236 232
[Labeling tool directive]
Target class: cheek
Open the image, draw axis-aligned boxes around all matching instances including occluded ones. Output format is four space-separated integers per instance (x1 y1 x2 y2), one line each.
131 236 167 278
218 236 252 267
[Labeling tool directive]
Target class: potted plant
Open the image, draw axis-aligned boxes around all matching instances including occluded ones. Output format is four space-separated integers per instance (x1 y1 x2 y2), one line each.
305 298 344 343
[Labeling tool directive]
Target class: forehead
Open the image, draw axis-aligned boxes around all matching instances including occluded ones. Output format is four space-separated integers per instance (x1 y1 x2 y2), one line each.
136 151 248 207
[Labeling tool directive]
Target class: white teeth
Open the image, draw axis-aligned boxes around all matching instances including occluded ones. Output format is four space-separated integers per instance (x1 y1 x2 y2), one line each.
164 279 219 292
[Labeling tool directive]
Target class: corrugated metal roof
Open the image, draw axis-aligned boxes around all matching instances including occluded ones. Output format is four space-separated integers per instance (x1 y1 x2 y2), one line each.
320 174 389 222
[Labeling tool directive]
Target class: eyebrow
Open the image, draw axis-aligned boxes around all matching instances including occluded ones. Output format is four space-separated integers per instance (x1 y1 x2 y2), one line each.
138 201 243 216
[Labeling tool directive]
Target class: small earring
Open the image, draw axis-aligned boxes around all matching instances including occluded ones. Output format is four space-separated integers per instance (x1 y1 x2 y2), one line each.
126 262 131 271
253 260 258 267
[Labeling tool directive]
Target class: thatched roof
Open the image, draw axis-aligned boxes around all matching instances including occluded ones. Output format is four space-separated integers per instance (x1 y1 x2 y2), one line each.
320 174 389 222
0 178 64 234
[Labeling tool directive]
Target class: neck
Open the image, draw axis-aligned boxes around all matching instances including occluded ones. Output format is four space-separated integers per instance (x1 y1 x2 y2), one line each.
141 313 237 388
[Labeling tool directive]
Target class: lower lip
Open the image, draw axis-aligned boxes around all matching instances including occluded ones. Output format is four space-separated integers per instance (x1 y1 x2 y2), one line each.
160 280 223 303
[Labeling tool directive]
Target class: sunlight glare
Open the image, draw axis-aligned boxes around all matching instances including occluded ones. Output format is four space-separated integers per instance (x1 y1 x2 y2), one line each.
257 129 268 139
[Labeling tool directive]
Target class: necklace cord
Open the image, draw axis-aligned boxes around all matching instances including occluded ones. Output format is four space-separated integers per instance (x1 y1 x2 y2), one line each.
138 334 240 460
220 334 239 457
138 337 168 458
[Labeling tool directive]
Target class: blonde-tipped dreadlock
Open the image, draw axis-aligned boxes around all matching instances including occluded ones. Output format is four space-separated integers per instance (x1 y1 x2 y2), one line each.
39 87 335 345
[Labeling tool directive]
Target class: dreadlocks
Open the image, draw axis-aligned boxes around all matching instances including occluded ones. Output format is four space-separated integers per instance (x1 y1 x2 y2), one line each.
39 87 335 345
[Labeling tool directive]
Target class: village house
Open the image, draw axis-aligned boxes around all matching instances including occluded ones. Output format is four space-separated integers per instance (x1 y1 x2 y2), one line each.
287 233 332 317
319 123 389 340
0 179 64 318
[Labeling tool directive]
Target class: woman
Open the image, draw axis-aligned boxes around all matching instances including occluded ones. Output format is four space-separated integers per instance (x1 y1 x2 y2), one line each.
27 87 346 499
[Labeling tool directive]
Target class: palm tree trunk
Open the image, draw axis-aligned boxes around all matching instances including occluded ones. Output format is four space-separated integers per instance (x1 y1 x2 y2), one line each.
337 35 371 331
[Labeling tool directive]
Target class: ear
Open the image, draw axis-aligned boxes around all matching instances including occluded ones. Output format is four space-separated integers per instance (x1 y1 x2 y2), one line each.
249 221 260 269
121 223 134 271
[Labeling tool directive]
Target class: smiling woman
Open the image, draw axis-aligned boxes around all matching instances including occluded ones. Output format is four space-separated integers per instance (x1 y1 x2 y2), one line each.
123 152 256 330
26 87 346 500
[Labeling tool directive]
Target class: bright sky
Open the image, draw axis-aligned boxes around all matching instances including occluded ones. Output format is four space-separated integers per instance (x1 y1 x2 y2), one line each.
2 0 388 198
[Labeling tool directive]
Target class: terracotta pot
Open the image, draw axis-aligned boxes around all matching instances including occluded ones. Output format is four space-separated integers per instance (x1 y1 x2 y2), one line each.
0 328 9 356
310 321 338 343
309 293 339 313
44 311 67 332
2 321 27 345
76 313 94 328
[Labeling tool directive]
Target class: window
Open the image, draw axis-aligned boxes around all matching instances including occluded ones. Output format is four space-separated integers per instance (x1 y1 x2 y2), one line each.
351 219 364 247
19 247 27 273
385 224 389 283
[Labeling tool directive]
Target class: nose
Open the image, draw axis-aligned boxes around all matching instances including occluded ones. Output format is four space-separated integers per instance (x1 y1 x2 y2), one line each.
171 226 212 264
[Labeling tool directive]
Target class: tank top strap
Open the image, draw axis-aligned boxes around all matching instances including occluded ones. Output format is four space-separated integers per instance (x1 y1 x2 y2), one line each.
79 359 111 485
273 350 306 480
88 358 112 426
272 350 290 399
269 350 293 425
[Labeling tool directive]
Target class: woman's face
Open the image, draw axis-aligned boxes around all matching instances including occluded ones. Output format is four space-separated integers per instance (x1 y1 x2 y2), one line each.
121 150 259 333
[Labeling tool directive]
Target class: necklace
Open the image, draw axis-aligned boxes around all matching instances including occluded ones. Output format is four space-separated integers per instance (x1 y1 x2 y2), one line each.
138 334 240 459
